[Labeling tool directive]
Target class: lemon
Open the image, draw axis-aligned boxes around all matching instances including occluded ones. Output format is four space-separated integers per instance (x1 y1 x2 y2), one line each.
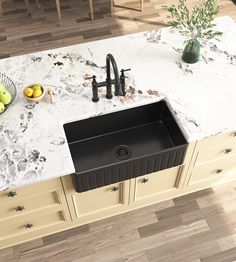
24 87 34 98
33 89 42 98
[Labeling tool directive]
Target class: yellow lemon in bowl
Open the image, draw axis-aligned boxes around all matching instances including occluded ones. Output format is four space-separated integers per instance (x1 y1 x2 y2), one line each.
23 84 45 102
24 87 34 98
33 88 42 98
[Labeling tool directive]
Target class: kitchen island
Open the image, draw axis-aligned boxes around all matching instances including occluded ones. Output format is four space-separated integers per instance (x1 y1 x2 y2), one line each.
0 16 235 192
0 16 236 250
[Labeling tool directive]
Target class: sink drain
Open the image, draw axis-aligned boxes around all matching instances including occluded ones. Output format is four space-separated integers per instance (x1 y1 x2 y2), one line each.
114 145 132 160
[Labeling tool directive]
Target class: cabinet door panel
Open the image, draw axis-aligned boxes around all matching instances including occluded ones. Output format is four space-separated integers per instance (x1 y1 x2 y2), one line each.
0 211 65 240
62 176 130 224
73 183 125 217
197 130 236 148
189 156 236 185
133 166 181 202
195 143 236 166
0 189 62 221
0 179 61 204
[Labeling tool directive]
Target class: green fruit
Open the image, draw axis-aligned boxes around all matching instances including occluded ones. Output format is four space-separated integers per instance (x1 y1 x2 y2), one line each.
33 84 42 91
0 101 5 113
0 83 6 93
0 90 11 105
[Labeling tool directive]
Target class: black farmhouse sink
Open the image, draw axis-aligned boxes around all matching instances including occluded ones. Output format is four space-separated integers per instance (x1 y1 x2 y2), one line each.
63 100 188 192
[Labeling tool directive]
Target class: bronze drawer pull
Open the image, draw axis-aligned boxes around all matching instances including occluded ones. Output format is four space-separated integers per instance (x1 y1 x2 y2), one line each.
216 169 223 174
7 191 17 198
141 178 149 183
233 133 236 137
16 206 25 212
24 223 33 229
224 148 232 154
111 187 119 192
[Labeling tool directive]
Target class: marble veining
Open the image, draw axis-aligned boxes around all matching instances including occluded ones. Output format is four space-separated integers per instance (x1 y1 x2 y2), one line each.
0 16 236 191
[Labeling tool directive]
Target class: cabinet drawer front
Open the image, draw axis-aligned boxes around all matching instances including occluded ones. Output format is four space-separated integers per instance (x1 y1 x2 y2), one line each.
0 210 66 240
0 189 62 221
189 157 236 185
135 166 181 200
72 182 125 217
195 143 236 166
0 178 62 204
197 130 236 148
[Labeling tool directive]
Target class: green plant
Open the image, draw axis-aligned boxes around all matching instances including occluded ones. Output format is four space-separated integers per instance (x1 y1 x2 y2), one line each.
163 0 222 44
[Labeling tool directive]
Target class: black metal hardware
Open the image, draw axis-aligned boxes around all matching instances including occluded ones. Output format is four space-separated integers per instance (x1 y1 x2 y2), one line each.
92 76 99 103
141 178 149 183
87 54 128 102
216 169 223 174
85 76 94 80
224 148 232 154
7 191 17 198
120 68 131 96
86 75 99 102
24 223 33 229
16 206 25 212
111 187 119 192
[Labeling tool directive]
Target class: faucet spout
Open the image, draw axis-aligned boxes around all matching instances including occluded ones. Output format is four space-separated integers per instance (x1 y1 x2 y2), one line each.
106 54 123 97
87 53 130 102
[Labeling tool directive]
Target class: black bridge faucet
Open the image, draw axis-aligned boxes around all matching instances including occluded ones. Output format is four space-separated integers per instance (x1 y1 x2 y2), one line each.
86 53 131 102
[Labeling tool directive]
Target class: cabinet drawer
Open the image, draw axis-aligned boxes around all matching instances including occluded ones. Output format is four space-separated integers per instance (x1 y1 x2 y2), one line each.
0 178 62 204
189 156 236 185
197 130 236 148
72 182 126 217
134 166 181 201
195 143 236 166
0 189 63 221
0 210 66 240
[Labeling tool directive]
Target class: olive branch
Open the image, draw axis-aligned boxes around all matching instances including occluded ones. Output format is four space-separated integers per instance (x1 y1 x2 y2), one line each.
163 0 222 44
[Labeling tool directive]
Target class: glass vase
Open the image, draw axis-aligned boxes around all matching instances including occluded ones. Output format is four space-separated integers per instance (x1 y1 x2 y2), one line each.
182 40 201 64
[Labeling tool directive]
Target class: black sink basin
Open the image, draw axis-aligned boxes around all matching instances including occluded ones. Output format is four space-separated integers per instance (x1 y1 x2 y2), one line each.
64 100 188 192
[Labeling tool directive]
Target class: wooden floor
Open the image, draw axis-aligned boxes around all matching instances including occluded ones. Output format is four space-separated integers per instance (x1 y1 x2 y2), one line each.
0 0 235 58
1 180 236 261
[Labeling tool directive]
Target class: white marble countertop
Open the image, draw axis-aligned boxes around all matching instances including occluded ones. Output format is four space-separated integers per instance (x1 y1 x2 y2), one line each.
0 16 236 191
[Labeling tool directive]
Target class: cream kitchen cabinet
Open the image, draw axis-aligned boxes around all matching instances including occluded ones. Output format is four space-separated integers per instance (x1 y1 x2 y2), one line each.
185 130 236 189
61 176 130 225
1 132 236 250
0 178 71 249
129 165 182 208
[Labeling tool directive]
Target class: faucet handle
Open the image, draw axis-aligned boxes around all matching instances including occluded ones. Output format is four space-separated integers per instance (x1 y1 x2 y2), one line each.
87 75 99 103
121 68 131 72
120 69 131 96
85 75 96 81
120 68 131 74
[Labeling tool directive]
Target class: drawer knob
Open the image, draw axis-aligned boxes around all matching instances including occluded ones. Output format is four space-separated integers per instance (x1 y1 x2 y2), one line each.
224 148 232 154
233 133 236 137
141 178 149 183
7 191 17 198
216 169 223 174
111 187 119 192
24 223 33 229
16 206 25 212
